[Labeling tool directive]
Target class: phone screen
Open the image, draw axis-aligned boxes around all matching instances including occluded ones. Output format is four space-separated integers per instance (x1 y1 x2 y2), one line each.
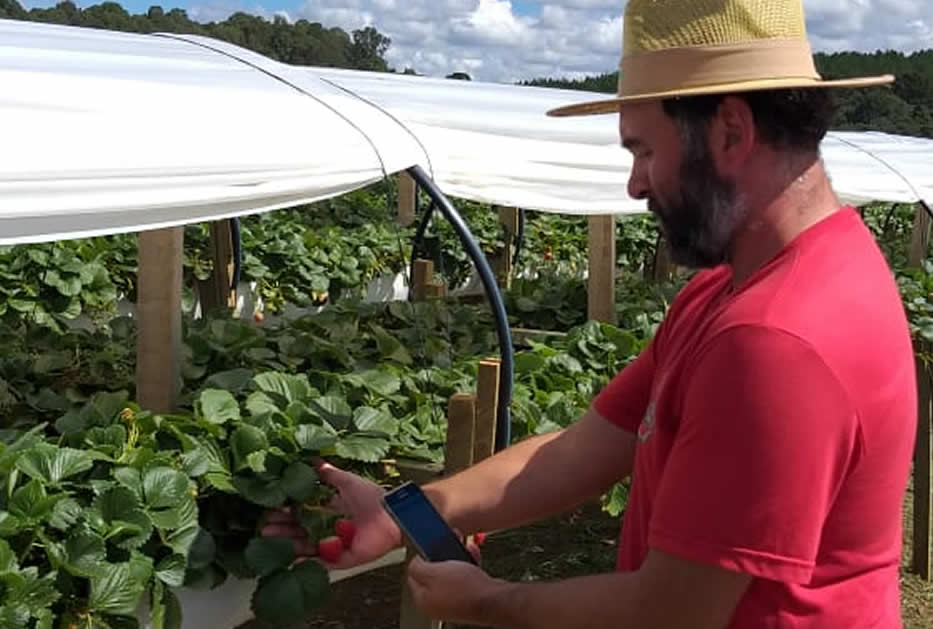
383 482 476 564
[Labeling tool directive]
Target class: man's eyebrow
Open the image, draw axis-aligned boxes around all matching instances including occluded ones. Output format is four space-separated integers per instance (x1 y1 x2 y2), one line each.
621 137 644 151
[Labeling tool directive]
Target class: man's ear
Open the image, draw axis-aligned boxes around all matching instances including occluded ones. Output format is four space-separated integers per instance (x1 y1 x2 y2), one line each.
709 96 756 175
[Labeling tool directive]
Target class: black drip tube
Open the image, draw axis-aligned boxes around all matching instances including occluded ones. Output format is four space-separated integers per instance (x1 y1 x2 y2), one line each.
406 165 513 451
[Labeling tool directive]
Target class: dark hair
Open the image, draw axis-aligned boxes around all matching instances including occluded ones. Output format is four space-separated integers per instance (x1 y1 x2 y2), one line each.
661 88 838 154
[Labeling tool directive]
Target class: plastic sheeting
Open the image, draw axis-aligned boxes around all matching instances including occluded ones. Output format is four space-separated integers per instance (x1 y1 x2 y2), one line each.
1 18 932 246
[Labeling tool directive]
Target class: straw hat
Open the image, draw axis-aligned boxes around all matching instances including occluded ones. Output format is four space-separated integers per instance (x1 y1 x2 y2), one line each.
546 0 895 117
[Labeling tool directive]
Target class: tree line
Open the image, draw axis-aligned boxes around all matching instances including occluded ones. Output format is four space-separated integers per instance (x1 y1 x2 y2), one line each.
523 50 933 139
0 0 393 71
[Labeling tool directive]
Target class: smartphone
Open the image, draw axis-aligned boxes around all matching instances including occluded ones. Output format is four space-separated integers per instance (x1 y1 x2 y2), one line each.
382 481 477 564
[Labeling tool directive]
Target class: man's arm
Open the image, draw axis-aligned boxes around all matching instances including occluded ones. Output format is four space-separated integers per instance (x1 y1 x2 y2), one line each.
423 406 637 536
472 548 752 629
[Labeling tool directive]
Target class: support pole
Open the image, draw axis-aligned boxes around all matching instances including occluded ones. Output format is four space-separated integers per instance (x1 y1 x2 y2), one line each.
136 227 184 413
412 259 433 302
198 220 236 315
587 215 616 324
914 349 933 581
398 172 417 227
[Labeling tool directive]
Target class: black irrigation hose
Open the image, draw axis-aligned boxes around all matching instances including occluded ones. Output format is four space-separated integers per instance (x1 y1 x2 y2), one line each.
407 165 514 452
229 217 242 290
512 208 526 267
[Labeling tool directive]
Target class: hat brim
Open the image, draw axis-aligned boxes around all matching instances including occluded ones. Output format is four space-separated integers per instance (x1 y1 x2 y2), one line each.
545 74 896 117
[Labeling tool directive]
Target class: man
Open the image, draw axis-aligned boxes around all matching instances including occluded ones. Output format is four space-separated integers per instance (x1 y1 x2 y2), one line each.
264 1 918 627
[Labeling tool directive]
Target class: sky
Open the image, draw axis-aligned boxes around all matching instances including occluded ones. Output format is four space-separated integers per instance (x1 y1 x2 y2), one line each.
20 0 933 83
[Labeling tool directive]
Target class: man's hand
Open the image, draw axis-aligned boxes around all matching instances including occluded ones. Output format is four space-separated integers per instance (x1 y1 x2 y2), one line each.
260 461 403 570
407 555 507 626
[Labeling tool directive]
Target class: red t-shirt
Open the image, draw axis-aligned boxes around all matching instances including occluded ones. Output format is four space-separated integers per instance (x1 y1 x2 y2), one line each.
593 208 917 628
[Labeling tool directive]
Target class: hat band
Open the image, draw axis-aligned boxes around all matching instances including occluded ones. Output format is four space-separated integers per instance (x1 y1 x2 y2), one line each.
618 38 821 98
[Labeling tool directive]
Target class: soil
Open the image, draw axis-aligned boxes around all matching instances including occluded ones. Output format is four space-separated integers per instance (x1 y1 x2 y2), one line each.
237 492 932 629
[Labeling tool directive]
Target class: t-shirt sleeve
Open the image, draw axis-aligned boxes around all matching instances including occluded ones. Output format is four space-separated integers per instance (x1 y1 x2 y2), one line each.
592 339 656 434
647 324 860 584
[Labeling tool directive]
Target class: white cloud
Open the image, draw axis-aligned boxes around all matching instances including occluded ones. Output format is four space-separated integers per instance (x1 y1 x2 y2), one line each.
181 0 933 84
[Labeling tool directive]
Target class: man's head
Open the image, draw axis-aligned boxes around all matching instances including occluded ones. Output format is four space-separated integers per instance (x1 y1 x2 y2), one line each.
618 87 837 268
546 0 893 267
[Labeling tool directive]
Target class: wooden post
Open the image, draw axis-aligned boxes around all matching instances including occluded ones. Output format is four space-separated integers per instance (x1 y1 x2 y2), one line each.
652 236 674 283
473 360 500 465
400 393 476 629
587 215 616 324
136 227 184 413
399 172 417 227
443 393 477 476
914 350 933 580
198 220 236 315
412 259 433 302
909 203 931 268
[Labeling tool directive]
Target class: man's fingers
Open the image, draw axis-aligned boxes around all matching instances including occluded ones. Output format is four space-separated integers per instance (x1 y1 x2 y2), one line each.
260 523 305 538
262 509 296 524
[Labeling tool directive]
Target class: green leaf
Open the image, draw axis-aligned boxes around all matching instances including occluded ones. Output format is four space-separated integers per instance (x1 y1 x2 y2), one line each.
514 352 547 375
0 512 22 537
280 462 319 502
155 554 187 587
88 553 152 616
343 369 401 396
232 475 287 508
186 528 216 571
251 570 306 628
164 523 200 557
202 368 254 393
149 495 196 531
295 424 337 451
15 443 94 484
179 447 211 478
197 389 240 425
334 435 390 463
0 539 17 573
49 497 83 531
252 372 313 404
9 479 54 521
150 580 183 629
65 528 107 577
244 537 295 578
95 486 142 519
113 467 143 501
142 467 189 510
231 425 269 469
352 407 397 437
245 392 280 418
309 397 352 430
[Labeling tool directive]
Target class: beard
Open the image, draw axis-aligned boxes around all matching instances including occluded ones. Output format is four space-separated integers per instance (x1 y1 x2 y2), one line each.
649 130 749 269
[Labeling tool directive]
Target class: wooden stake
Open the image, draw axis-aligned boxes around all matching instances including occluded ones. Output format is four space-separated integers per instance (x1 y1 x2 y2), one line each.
136 227 184 413
412 259 433 302
473 359 500 464
909 203 931 268
444 393 476 476
587 215 616 324
398 172 417 227
914 350 933 580
198 220 236 315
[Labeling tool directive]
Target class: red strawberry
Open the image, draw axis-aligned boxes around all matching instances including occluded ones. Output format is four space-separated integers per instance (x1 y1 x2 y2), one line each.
335 519 356 548
473 532 487 546
318 536 344 564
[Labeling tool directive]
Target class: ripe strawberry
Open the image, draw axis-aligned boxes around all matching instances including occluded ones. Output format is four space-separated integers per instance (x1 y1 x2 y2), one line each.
335 518 356 548
318 536 344 564
473 532 487 546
